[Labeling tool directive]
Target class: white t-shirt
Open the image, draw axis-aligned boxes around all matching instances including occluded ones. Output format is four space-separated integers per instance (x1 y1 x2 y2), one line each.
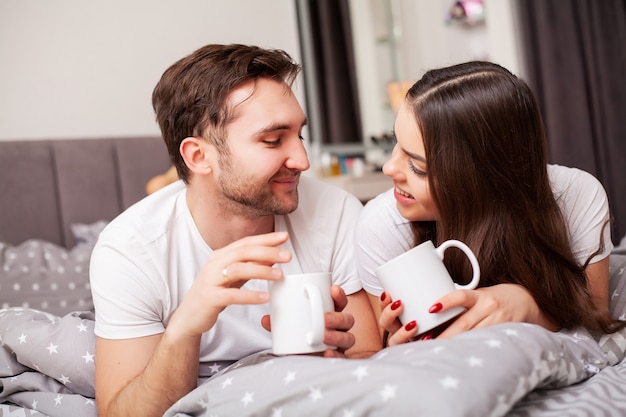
90 176 363 362
356 164 614 296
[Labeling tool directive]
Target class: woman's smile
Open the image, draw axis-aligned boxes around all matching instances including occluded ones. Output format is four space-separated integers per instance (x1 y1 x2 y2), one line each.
393 185 416 203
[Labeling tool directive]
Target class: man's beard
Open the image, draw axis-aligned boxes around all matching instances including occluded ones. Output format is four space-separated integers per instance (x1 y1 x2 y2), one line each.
218 163 300 218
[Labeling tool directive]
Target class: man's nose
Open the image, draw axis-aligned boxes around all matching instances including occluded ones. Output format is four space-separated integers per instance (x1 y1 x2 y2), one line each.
285 137 310 171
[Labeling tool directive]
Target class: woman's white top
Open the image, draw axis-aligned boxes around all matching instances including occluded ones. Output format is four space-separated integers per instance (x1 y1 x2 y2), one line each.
356 164 614 296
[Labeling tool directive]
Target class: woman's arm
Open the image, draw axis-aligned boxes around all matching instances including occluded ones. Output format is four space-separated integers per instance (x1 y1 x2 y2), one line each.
339 289 383 358
585 256 611 317
437 256 611 338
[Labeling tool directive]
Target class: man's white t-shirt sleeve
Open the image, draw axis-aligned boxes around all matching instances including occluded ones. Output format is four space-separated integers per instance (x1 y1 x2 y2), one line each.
90 225 168 339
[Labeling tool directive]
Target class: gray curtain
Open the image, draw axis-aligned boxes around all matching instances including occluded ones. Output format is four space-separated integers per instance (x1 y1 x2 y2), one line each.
298 0 362 145
517 0 626 244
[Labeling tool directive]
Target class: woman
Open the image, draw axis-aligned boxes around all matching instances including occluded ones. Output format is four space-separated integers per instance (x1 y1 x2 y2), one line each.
356 61 623 346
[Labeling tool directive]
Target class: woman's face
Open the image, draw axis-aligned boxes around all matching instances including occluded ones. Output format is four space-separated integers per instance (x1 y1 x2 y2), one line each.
382 102 439 221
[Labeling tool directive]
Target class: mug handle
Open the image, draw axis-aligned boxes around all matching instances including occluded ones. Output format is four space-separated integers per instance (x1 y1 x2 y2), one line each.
304 285 324 346
436 240 481 290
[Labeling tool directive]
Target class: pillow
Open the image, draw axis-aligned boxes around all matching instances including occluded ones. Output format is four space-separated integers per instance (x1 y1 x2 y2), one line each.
71 220 108 247
609 253 626 317
613 234 626 255
598 253 626 364
0 236 96 316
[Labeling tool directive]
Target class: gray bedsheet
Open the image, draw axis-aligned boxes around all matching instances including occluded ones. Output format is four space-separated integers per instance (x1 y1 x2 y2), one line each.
509 356 626 416
1 308 625 417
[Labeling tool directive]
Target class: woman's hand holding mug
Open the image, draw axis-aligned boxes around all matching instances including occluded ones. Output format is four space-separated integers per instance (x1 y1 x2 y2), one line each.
375 239 480 346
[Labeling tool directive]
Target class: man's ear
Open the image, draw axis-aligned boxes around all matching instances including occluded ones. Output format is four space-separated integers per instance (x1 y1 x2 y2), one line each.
180 137 214 175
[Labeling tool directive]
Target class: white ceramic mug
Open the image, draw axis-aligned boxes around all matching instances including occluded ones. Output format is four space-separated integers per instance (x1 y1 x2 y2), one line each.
375 240 481 337
269 272 335 355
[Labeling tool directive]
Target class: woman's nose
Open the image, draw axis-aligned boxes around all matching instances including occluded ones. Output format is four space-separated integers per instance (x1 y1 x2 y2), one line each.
382 145 401 178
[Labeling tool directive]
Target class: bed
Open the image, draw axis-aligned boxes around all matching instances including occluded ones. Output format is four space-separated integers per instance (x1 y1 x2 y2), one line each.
1 138 626 417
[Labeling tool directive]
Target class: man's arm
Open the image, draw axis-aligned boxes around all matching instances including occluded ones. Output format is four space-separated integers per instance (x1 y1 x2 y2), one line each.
95 331 199 416
94 232 292 416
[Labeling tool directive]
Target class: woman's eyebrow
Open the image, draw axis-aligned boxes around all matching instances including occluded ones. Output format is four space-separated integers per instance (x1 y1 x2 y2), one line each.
403 148 426 162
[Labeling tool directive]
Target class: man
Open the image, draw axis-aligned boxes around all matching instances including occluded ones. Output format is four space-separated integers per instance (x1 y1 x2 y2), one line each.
90 44 381 416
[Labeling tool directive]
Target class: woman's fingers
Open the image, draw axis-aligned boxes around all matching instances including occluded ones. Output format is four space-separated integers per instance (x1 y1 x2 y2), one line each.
378 296 417 346
386 319 418 346
379 285 540 343
379 291 392 310
435 286 530 339
431 290 483 339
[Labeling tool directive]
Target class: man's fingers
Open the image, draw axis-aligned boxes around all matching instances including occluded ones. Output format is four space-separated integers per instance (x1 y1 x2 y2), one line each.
325 311 354 331
323 328 355 351
219 262 283 286
330 285 348 312
260 314 271 332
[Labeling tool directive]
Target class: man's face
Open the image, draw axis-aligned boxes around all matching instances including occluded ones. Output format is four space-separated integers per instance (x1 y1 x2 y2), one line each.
216 78 310 217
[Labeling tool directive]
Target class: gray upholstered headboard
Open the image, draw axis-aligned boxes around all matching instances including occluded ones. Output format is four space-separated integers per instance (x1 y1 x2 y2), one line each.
0 137 171 248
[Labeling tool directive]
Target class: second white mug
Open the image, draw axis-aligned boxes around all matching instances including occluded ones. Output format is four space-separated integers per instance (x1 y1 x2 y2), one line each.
375 239 481 337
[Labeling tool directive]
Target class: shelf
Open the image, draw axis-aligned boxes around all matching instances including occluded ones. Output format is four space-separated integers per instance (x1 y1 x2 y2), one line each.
318 172 393 202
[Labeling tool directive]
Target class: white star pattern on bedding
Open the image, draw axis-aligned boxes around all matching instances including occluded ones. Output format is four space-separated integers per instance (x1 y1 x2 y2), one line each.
0 309 96 416
0 254 625 416
1 306 626 416
161 322 620 417
0 240 95 316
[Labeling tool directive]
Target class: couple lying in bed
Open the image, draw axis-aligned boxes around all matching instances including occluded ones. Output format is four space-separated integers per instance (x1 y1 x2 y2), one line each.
90 43 624 416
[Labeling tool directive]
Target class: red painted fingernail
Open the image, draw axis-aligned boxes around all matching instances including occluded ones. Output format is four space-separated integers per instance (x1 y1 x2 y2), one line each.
391 300 402 311
421 333 433 341
380 292 387 302
405 320 417 332
429 303 443 313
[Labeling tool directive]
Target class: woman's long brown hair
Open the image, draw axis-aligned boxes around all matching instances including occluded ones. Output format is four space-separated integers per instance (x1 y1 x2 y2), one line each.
406 61 622 334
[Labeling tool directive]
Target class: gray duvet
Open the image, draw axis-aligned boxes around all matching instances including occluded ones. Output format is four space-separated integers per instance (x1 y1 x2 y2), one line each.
0 308 625 417
1 255 625 417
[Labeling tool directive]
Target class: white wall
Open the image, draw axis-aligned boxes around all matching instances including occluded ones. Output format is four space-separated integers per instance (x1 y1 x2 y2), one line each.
349 0 523 142
0 0 302 141
0 0 523 145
